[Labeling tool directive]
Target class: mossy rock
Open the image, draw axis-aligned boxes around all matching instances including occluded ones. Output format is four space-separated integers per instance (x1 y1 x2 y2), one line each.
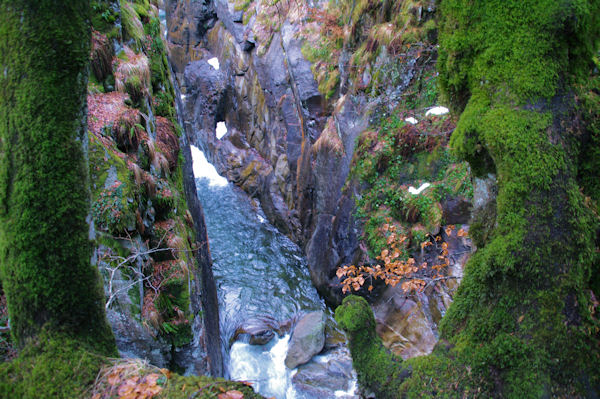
0 330 109 399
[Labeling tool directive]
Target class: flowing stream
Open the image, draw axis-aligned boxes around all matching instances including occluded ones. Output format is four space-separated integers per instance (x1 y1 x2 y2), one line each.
190 145 357 399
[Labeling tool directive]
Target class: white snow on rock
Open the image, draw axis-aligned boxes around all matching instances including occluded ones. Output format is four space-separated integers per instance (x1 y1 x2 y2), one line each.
405 117 419 125
216 121 227 139
207 57 220 70
190 145 228 187
408 182 431 195
425 106 449 116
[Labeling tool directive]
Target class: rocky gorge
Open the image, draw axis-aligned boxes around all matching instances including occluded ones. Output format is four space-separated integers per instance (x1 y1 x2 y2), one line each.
165 0 482 362
1 0 597 397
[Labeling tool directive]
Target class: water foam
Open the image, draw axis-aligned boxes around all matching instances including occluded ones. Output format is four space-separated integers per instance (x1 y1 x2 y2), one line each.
229 334 298 399
190 145 228 187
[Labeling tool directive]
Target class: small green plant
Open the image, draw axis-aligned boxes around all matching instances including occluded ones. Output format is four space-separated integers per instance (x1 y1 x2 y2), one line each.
92 181 127 233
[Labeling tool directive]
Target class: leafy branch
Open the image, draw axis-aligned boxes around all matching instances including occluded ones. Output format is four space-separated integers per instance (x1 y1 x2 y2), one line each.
337 223 467 294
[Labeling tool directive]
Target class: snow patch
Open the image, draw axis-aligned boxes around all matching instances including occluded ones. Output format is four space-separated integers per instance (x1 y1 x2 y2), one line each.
216 121 228 140
190 145 228 187
405 117 418 125
207 57 220 70
408 182 431 195
425 106 449 116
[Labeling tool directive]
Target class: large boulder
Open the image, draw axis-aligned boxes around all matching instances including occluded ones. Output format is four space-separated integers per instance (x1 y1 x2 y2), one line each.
292 347 357 398
285 311 326 369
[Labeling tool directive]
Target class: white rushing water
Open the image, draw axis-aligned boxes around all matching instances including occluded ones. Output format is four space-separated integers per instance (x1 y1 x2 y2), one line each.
229 335 299 399
190 145 228 187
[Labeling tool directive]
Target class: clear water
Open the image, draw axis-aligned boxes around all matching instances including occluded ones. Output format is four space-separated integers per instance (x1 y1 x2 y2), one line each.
191 146 337 398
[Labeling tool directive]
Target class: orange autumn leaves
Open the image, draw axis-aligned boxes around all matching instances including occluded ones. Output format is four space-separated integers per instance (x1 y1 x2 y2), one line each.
337 223 467 294
91 359 253 399
92 364 168 399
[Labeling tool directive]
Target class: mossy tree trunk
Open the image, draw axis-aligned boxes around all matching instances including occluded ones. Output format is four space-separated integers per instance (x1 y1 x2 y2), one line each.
336 1 600 397
0 0 116 355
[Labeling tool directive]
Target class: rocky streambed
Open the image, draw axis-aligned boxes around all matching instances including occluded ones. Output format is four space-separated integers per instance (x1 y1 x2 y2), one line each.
190 144 357 398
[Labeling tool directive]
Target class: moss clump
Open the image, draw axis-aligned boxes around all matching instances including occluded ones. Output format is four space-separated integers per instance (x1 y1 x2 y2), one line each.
335 296 409 398
92 0 120 33
0 330 108 399
160 374 263 399
121 0 145 48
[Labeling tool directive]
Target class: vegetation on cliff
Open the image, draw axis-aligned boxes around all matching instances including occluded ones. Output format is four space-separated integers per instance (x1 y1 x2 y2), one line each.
336 0 600 397
0 0 242 396
88 0 199 356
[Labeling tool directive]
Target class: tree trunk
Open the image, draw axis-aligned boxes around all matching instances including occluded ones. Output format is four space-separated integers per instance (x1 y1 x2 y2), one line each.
336 1 600 397
0 0 116 355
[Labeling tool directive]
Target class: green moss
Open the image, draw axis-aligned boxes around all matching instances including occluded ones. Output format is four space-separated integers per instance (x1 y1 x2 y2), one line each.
0 330 108 398
121 0 145 48
160 374 263 399
0 0 116 354
439 0 599 396
336 1 600 397
88 134 137 233
153 90 175 119
92 0 119 33
335 296 408 398
233 0 252 12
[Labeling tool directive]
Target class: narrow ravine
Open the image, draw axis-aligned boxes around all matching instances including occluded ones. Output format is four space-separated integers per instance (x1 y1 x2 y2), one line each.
189 145 357 399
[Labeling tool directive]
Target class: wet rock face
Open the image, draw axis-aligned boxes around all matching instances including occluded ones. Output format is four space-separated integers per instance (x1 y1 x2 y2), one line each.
372 228 472 359
166 0 216 74
167 0 368 306
285 311 326 369
104 265 171 368
292 349 356 398
167 0 475 365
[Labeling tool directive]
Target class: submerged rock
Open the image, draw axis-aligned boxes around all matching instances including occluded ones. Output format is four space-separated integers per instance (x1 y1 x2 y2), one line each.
285 311 326 369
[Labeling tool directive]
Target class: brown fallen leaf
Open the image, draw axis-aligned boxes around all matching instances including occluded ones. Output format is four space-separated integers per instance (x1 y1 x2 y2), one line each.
218 390 244 399
160 368 172 379
118 377 138 396
145 373 161 386
107 372 120 386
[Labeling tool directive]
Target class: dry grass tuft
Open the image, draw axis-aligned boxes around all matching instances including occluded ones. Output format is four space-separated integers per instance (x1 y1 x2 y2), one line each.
155 116 180 172
313 117 344 156
114 47 150 104
112 107 143 152
91 30 114 81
